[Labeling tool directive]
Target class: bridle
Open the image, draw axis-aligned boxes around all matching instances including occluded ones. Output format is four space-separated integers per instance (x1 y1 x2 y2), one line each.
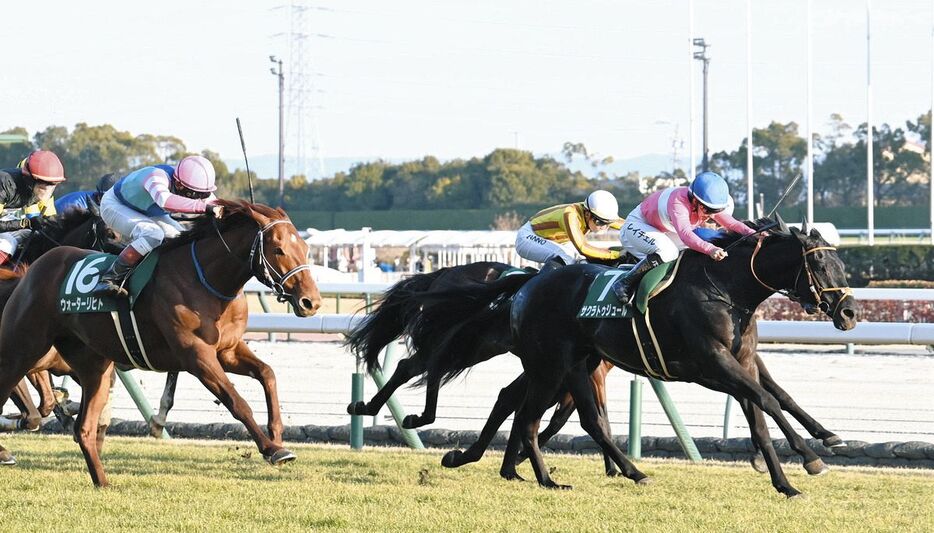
750 237 853 316
198 218 312 303
248 220 312 303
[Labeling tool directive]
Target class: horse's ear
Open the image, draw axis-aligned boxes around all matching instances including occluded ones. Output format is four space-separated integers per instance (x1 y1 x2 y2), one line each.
774 212 789 234
800 217 809 235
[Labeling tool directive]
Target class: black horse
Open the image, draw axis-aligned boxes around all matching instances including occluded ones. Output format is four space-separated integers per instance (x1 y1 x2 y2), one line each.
411 219 858 496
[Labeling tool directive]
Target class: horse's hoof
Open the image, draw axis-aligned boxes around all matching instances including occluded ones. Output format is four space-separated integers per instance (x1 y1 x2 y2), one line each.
265 448 297 465
441 450 462 468
0 450 15 466
635 476 653 486
542 480 573 490
804 458 829 476
500 470 525 482
751 453 769 474
823 435 845 448
346 401 366 416
401 415 420 429
786 490 806 499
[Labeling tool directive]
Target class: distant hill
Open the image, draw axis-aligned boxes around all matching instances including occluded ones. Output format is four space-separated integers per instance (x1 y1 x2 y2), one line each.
224 152 680 181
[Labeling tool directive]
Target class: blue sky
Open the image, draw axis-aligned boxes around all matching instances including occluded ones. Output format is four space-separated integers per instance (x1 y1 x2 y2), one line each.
4 0 933 175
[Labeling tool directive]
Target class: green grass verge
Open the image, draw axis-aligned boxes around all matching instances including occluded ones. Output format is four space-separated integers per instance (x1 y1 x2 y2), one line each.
2 434 933 532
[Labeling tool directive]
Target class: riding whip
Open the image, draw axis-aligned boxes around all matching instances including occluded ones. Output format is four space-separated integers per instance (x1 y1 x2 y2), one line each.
236 117 256 203
766 173 802 218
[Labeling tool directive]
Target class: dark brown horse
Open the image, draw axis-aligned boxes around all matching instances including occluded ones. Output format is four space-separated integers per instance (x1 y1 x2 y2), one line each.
0 200 321 486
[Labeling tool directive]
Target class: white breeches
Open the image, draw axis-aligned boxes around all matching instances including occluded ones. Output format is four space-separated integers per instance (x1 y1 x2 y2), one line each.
515 222 577 265
618 207 683 262
100 189 183 255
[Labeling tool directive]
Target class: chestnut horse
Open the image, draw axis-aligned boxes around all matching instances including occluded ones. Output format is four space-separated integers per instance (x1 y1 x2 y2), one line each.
0 200 321 486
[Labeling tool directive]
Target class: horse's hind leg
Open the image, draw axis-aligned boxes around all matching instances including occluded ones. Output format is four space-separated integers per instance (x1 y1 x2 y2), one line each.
442 373 528 469
564 363 648 484
190 352 293 464
512 374 569 489
27 371 56 418
219 341 284 444
756 355 842 447
738 398 797 495
347 357 426 417
9 378 42 431
402 367 441 429
149 372 178 438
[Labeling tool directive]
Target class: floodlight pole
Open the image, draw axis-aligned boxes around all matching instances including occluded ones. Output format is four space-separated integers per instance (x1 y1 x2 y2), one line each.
693 38 711 172
270 56 285 208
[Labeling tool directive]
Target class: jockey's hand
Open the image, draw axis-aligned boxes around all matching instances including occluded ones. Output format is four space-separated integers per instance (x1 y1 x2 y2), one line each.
710 248 728 261
208 205 224 219
25 217 45 231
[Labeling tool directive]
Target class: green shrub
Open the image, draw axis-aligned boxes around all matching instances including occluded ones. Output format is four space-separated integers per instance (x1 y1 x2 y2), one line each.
838 245 934 286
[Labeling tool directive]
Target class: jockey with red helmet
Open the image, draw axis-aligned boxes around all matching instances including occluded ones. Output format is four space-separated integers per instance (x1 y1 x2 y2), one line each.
611 171 757 317
0 150 67 264
92 155 223 297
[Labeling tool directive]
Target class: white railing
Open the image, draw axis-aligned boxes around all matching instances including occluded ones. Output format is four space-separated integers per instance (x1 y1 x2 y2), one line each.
245 313 934 346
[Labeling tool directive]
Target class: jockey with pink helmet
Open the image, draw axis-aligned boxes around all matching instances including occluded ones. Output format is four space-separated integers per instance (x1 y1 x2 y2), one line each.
92 155 222 297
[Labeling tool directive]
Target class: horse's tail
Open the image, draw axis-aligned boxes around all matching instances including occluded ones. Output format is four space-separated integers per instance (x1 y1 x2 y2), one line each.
408 272 536 386
345 269 450 372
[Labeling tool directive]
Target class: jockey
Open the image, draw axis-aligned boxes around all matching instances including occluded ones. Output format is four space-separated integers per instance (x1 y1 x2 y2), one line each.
54 173 119 215
515 190 623 271
0 150 66 264
611 171 756 316
92 156 222 297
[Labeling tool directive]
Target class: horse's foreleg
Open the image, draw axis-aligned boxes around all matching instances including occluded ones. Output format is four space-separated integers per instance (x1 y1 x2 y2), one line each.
565 363 647 484
347 357 425 417
150 372 178 438
442 373 527 469
738 398 791 489
756 355 842 447
27 371 56 418
191 353 293 464
70 360 114 488
219 342 283 444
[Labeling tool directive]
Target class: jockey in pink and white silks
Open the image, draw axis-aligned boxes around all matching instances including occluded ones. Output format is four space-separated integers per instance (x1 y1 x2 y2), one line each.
92 155 222 297
611 171 756 317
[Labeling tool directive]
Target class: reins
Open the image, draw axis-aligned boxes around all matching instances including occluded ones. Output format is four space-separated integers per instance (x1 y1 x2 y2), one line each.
750 238 853 315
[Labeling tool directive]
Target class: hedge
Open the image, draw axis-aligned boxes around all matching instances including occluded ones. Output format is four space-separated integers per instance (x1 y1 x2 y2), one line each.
838 245 934 286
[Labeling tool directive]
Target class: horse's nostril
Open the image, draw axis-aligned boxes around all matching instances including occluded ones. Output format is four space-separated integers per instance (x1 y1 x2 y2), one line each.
300 297 314 310
842 308 856 320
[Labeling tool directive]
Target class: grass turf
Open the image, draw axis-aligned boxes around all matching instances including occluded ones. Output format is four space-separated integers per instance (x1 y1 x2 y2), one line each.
1 433 932 532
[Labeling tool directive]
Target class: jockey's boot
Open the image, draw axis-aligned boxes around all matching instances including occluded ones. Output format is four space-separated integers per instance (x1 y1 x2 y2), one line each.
611 253 663 318
538 256 567 275
91 246 143 298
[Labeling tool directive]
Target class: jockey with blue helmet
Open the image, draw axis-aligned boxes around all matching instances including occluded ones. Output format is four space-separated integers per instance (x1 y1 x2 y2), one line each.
92 156 222 297
611 171 756 316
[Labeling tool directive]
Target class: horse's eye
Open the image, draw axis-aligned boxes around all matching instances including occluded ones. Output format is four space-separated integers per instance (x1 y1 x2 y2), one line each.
274 247 285 256
815 251 824 260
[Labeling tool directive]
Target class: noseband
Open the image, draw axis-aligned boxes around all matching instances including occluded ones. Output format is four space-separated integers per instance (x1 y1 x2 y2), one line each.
248 220 313 303
750 238 853 316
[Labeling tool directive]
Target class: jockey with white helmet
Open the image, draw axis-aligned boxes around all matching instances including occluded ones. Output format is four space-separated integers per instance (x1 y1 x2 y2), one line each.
611 171 756 316
92 155 222 297
515 189 623 270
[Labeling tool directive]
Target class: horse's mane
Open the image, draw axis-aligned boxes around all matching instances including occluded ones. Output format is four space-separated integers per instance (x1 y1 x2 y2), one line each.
41 208 96 235
0 265 26 280
159 199 291 252
706 217 784 249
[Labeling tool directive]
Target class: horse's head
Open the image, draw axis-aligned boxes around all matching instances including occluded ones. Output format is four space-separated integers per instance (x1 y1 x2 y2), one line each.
219 200 322 317
789 223 859 331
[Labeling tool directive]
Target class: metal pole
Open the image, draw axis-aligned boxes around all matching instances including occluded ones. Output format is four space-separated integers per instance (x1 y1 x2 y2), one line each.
628 376 643 459
702 54 709 172
116 370 170 439
350 355 364 449
746 0 754 220
277 60 285 208
649 378 701 461
256 293 276 342
930 0 934 245
867 0 875 246
722 396 734 439
688 0 696 181
806 0 814 224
